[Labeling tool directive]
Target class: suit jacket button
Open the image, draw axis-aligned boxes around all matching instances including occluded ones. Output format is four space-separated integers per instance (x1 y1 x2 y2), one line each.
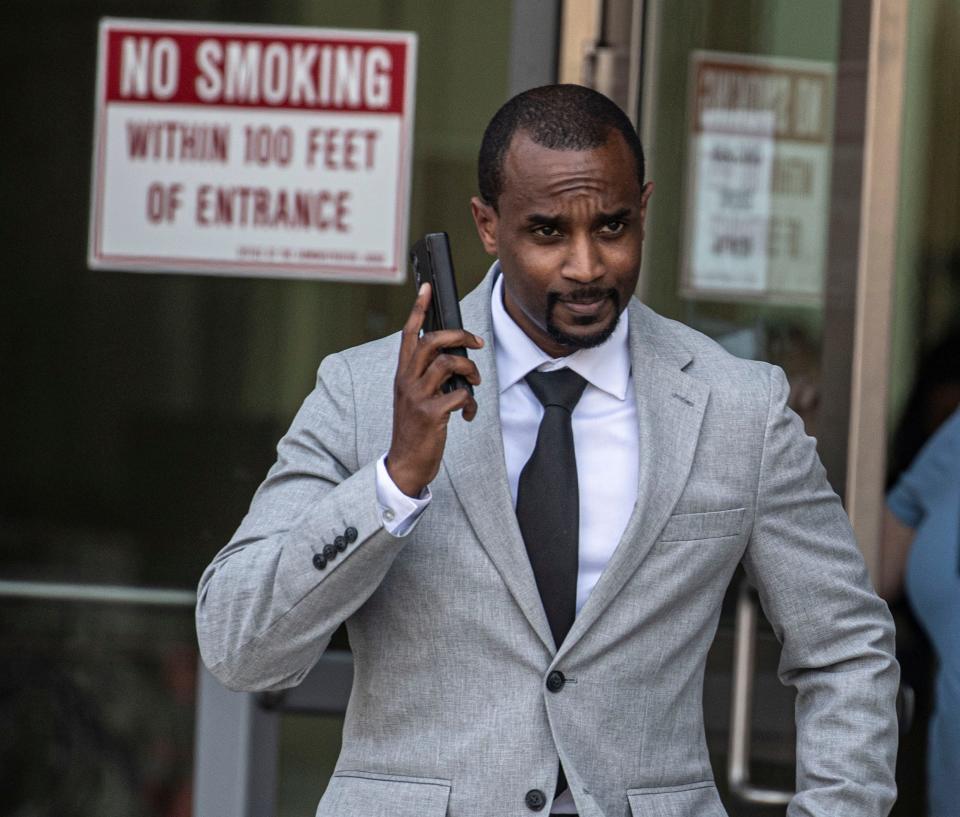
312 553 327 570
322 544 337 561
546 670 566 692
525 789 546 811
334 535 347 552
344 526 358 543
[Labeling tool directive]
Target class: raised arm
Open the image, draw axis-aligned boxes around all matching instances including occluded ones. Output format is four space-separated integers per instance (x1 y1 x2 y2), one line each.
195 285 482 691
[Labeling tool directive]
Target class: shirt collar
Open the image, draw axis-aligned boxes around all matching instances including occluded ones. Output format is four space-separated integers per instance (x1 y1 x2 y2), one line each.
489 263 631 400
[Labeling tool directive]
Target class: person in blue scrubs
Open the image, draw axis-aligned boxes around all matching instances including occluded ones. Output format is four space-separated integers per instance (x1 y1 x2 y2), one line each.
883 405 960 817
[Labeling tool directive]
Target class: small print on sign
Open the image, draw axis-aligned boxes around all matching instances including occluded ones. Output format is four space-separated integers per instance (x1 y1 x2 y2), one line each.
88 19 417 283
689 109 775 293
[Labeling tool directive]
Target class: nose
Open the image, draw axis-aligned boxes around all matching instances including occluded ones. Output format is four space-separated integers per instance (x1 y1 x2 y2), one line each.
562 233 603 283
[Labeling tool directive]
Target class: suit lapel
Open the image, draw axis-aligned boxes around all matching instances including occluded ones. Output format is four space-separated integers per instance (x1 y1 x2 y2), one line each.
558 301 709 658
443 277 710 657
442 271 556 653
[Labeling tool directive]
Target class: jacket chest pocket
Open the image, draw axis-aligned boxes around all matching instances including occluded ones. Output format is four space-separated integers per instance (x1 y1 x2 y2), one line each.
317 771 451 817
658 508 745 543
627 782 728 817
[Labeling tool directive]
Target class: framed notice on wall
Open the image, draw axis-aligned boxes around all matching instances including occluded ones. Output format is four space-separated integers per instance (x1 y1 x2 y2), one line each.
88 18 417 282
681 51 834 304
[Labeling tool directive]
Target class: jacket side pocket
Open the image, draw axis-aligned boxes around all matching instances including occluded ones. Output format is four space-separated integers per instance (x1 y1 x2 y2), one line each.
626 781 728 817
317 771 451 817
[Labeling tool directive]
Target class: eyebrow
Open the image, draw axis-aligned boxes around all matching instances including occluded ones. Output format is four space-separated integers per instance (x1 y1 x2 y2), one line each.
523 207 633 228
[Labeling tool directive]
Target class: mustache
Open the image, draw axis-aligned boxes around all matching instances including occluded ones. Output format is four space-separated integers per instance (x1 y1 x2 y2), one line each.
549 287 619 305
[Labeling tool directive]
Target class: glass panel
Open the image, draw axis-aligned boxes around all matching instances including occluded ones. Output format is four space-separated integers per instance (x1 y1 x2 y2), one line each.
0 599 196 817
641 3 843 813
643 0 841 440
884 3 960 815
3 0 511 814
1 0 510 589
276 713 343 817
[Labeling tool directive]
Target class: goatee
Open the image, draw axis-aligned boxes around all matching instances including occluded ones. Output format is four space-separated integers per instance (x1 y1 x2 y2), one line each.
546 288 621 350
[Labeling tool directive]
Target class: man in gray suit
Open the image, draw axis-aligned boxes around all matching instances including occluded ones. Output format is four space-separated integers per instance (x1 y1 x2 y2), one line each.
196 85 899 817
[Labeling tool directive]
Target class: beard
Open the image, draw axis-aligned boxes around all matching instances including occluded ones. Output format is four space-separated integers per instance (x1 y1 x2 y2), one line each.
545 287 621 350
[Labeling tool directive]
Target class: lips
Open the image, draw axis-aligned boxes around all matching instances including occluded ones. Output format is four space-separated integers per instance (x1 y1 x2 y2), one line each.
556 289 614 317
561 298 608 315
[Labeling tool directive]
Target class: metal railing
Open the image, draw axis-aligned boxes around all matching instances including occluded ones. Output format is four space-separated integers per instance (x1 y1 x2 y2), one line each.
727 580 794 806
0 579 195 607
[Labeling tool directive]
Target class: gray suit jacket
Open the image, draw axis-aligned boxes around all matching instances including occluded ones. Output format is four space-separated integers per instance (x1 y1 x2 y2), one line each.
196 267 898 817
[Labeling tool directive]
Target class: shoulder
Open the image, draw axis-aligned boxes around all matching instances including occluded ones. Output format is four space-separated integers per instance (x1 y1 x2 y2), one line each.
928 404 960 448
901 405 960 485
319 267 495 386
332 330 402 370
629 299 775 397
291 331 400 418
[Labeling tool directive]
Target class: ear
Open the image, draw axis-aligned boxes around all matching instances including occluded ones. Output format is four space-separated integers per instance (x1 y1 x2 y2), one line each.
470 196 499 256
638 181 654 237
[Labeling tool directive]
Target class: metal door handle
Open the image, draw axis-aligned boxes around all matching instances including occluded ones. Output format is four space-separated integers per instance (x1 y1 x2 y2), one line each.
728 579 794 805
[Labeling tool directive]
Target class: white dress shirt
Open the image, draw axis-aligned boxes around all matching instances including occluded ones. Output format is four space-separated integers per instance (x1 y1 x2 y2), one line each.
375 269 640 812
376 273 640 599
488 274 639 613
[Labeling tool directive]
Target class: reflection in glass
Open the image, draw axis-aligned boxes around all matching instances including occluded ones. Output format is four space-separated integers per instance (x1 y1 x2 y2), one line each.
1 601 196 817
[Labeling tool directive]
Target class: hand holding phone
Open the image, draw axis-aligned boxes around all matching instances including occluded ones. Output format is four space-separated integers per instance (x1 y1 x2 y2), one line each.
385 233 483 497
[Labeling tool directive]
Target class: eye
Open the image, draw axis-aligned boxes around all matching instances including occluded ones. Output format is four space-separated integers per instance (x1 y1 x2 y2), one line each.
599 220 626 235
532 224 561 238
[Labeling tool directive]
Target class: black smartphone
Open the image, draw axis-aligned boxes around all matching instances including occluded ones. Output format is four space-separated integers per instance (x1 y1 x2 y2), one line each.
409 232 474 396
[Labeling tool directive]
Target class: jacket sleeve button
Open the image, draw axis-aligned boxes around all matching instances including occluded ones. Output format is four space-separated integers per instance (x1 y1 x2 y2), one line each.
525 789 546 811
322 544 337 561
312 553 327 570
344 526 358 543
334 535 347 552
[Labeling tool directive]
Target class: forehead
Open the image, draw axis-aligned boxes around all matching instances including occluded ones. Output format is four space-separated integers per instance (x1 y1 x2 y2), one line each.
499 131 642 211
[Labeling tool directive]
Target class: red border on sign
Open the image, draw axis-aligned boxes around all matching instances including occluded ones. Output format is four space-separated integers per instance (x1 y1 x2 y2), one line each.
90 20 415 282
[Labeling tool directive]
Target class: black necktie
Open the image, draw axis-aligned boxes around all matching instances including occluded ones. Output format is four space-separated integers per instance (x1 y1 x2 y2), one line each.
516 368 588 649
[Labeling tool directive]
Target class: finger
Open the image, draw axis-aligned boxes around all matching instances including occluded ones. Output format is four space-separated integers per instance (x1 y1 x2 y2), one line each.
434 385 477 422
421 354 481 395
421 328 485 350
411 329 484 376
399 283 432 367
461 394 478 422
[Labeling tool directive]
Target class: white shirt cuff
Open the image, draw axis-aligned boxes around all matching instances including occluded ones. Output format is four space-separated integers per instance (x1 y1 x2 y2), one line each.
375 454 431 536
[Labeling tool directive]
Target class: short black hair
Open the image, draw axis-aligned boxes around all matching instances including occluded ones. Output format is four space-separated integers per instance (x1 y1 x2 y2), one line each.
477 84 645 209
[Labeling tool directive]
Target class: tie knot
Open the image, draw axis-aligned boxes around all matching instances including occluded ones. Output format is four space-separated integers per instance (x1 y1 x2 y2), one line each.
525 368 588 413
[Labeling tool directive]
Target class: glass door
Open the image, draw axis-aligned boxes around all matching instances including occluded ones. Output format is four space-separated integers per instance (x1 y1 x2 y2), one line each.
1 1 514 815
561 1 909 814
640 6 844 812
